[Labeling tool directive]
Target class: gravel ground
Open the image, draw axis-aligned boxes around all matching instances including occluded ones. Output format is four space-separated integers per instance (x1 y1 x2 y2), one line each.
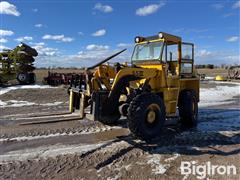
0 81 239 180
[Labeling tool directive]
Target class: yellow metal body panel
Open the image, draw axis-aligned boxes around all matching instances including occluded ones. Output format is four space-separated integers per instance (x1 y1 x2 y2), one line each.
111 67 158 90
106 62 199 116
179 78 200 100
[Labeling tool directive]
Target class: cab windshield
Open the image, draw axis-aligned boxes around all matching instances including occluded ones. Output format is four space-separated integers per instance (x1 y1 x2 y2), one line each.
131 41 163 61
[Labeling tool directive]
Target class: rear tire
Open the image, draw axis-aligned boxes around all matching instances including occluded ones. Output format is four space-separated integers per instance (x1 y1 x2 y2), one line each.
178 90 198 127
127 93 166 141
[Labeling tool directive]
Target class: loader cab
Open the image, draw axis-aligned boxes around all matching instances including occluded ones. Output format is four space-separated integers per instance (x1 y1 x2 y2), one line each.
131 32 195 77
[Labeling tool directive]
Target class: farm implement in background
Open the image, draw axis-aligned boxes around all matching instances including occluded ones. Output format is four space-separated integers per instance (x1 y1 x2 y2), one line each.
43 71 77 86
0 43 38 85
215 66 240 81
228 65 240 80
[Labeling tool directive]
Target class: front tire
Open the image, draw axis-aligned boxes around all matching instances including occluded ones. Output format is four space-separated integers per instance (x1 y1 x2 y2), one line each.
178 90 198 127
127 93 166 141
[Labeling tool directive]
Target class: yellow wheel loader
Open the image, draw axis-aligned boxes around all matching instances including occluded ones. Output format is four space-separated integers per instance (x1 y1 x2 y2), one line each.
69 32 200 140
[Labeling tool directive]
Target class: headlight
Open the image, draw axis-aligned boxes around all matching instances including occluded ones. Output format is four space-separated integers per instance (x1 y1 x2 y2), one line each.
135 37 140 43
159 32 163 38
135 36 144 43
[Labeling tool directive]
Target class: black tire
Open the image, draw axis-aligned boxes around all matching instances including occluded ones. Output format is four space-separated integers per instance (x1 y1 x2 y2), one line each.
127 93 166 141
17 72 29 84
28 73 36 84
178 90 198 127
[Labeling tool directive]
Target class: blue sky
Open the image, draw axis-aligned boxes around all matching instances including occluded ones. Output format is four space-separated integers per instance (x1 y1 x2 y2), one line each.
0 0 239 67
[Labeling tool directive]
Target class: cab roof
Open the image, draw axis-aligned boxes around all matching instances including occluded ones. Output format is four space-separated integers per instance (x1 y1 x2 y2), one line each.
135 32 182 45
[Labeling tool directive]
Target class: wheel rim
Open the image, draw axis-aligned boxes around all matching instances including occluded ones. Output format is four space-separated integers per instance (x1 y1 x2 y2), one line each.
146 104 160 124
147 110 156 123
18 74 26 81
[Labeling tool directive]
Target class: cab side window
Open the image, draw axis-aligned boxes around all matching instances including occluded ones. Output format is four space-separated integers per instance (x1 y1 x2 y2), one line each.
166 44 178 61
181 43 194 74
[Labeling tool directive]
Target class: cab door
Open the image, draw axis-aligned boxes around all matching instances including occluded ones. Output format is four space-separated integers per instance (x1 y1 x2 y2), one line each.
180 42 194 76
162 42 180 116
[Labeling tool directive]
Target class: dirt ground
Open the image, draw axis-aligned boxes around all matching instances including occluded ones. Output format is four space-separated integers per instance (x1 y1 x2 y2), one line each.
0 75 239 179
197 68 228 77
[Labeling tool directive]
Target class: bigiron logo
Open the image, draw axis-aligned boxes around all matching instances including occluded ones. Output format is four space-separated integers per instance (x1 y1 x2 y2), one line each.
180 161 237 179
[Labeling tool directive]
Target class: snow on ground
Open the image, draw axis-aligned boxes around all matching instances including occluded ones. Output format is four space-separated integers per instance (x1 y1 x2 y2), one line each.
0 141 110 163
146 154 170 175
0 100 63 108
0 100 35 107
204 76 215 80
0 85 61 108
200 82 240 107
0 84 54 96
40 102 63 106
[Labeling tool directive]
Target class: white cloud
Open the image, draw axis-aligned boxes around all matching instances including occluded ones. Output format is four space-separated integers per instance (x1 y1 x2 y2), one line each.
225 55 240 60
33 44 58 57
196 49 212 57
0 45 10 50
35 24 43 28
195 48 239 64
92 29 106 37
232 1 240 9
42 34 74 42
0 1 20 16
211 3 224 10
94 3 113 13
78 32 84 36
226 36 239 42
86 44 109 51
34 43 130 67
223 13 235 18
136 2 165 16
32 8 38 12
33 43 127 67
0 38 7 43
0 29 14 36
64 48 129 68
15 36 33 42
33 42 45 46
117 43 132 48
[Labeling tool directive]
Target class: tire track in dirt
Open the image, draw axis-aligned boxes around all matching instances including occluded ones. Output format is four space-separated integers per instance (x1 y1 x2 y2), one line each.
0 119 123 139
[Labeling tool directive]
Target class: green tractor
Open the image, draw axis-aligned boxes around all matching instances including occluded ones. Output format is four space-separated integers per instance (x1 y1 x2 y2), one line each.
0 43 38 85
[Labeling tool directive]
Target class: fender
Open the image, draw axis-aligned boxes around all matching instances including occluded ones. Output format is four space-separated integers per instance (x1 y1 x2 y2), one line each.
102 67 158 115
102 75 140 115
